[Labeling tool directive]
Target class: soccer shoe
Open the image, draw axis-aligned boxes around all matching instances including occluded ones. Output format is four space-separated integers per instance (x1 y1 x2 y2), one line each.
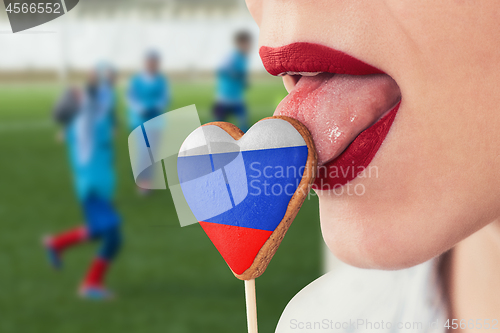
78 285 115 300
42 235 62 270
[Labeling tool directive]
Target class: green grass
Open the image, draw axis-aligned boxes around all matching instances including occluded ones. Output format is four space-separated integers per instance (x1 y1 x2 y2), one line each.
0 79 322 333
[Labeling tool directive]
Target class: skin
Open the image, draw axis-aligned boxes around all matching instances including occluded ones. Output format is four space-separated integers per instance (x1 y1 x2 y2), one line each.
446 223 500 331
246 0 500 325
237 40 251 55
146 58 159 75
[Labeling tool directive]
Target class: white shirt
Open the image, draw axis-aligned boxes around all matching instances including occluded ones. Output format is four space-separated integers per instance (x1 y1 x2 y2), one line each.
276 259 448 333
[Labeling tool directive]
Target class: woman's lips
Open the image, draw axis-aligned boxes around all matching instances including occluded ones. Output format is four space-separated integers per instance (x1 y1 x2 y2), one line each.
260 43 402 189
276 73 401 165
260 43 384 76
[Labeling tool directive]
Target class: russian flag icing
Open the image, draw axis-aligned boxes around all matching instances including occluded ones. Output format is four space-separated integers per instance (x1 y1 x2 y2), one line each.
178 119 309 275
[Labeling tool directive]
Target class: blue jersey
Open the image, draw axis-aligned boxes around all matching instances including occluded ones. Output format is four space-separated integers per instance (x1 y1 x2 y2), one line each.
66 83 116 203
127 73 170 130
216 50 249 104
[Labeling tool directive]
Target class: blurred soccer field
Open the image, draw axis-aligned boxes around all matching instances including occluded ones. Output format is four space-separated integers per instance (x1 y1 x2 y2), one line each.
0 79 322 333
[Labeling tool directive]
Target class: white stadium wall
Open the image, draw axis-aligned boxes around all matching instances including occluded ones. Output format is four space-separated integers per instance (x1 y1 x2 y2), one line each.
0 3 264 74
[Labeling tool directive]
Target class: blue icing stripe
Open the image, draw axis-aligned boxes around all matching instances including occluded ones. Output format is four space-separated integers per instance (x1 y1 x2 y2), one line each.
178 154 213 182
178 145 308 231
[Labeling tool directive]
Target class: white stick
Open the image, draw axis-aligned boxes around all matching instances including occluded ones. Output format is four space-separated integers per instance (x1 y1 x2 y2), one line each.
245 279 258 333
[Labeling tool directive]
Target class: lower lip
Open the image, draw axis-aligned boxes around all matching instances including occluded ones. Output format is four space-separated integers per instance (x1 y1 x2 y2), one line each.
312 101 401 190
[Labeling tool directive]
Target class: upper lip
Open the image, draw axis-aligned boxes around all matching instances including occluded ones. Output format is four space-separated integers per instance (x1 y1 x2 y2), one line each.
259 42 384 76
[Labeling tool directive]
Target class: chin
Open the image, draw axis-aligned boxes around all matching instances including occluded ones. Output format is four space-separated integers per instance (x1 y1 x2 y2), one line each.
319 212 438 270
316 184 465 271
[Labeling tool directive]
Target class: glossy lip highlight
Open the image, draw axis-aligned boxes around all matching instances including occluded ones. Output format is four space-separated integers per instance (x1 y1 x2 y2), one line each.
260 42 401 190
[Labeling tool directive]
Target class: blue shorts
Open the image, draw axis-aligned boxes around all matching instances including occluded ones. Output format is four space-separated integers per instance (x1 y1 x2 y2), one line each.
83 196 121 237
213 101 249 132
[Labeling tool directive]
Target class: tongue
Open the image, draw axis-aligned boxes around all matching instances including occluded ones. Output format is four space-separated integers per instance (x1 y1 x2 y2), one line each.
275 73 401 165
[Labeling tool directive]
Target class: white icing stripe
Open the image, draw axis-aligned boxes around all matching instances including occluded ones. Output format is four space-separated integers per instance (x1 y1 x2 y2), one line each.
178 119 307 157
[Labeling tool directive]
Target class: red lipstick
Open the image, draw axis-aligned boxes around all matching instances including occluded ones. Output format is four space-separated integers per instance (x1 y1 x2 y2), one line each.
260 43 384 76
261 42 401 190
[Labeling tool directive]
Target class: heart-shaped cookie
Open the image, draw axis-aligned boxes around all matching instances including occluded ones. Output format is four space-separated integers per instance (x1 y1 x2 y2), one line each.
178 116 316 280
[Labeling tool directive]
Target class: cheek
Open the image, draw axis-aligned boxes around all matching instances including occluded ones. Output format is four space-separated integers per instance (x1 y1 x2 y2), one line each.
385 0 500 77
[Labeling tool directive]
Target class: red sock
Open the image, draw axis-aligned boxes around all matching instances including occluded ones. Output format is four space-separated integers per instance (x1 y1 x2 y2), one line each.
83 257 109 287
49 226 88 252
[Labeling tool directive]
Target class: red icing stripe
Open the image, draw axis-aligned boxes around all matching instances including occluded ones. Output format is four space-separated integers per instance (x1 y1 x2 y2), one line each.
199 222 273 275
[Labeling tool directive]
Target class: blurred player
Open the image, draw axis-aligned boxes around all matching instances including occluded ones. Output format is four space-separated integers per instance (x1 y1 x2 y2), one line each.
213 31 252 132
127 50 170 193
44 64 121 300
